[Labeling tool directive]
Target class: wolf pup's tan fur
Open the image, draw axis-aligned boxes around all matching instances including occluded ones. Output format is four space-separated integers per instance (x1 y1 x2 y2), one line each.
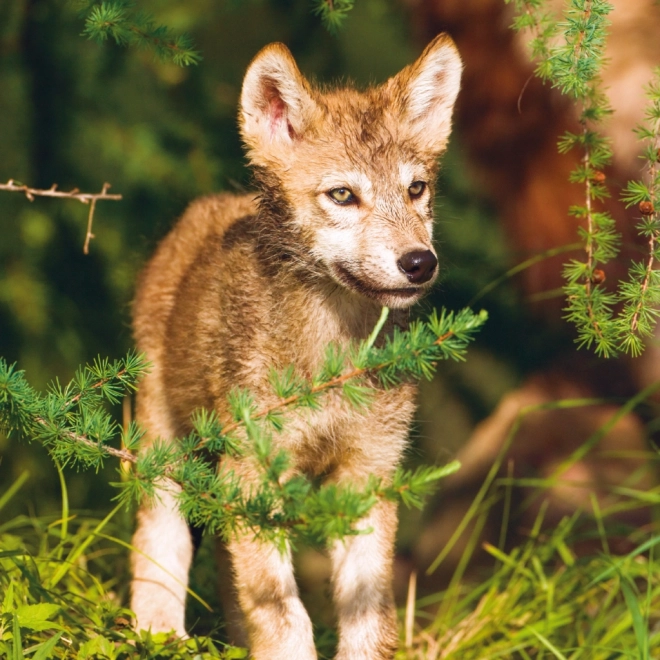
130 35 462 660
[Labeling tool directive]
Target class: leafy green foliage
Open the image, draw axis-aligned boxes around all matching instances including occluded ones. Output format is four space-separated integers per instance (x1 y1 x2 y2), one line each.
405 516 660 658
0 474 246 658
0 352 147 471
75 0 202 66
401 387 660 659
3 446 660 659
546 0 612 98
507 1 660 357
0 307 486 550
616 69 660 356
382 462 460 510
74 0 358 62
510 2 556 71
311 0 356 33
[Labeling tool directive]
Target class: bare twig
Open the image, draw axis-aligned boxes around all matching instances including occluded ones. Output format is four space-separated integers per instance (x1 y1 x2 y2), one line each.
0 179 122 204
0 179 122 254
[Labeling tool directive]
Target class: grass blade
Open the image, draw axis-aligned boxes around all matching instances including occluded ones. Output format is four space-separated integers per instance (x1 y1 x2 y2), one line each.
526 627 568 660
95 531 213 612
620 578 649 660
54 461 69 560
0 471 30 513
32 632 63 660
12 612 24 660
47 501 122 589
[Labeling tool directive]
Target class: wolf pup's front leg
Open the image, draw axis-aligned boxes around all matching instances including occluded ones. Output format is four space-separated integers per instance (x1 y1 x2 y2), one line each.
131 487 192 637
129 375 194 637
332 500 399 660
230 534 316 660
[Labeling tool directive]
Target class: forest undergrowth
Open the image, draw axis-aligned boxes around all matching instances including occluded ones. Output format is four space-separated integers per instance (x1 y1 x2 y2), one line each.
1 416 659 659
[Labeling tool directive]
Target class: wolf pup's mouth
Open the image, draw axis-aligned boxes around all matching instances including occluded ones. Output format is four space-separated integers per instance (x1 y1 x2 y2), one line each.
333 264 425 305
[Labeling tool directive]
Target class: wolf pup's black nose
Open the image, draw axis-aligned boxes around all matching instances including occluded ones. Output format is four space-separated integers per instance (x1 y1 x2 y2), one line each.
397 250 437 284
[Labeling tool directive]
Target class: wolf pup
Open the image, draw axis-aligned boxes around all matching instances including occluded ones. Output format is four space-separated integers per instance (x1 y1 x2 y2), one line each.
130 35 462 660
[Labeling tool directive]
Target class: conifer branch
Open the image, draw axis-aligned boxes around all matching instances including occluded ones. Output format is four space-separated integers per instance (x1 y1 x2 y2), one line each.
506 0 556 80
570 126 615 355
555 1 618 355
78 1 202 66
583 142 595 286
0 308 486 546
577 137 606 347
312 0 356 32
617 69 660 355
571 1 590 56
625 175 659 340
506 0 660 356
216 308 484 443
37 419 136 464
0 179 122 254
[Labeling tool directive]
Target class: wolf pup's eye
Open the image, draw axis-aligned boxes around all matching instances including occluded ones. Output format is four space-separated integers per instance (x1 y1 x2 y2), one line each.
328 188 357 205
408 181 426 199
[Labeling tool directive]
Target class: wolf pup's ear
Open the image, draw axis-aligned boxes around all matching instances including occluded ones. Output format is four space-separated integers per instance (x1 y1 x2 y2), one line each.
388 34 462 155
240 43 318 165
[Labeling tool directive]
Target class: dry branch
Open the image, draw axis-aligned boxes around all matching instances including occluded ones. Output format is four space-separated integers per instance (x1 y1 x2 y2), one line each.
0 179 122 254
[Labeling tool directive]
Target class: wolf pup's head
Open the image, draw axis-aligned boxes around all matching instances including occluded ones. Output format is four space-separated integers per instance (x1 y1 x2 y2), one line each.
239 36 462 309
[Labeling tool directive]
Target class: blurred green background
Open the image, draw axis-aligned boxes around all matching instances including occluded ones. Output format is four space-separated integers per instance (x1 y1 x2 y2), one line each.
0 0 571 638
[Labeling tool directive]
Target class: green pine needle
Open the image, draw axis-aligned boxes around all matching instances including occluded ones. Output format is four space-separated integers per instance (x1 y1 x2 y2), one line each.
0 307 484 548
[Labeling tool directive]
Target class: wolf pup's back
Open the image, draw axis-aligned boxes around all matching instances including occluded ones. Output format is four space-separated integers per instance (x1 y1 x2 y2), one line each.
131 36 462 660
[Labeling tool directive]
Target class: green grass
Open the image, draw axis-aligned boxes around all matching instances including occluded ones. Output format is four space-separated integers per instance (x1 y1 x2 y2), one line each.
0 471 246 659
401 514 660 659
399 439 660 660
1 449 659 659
